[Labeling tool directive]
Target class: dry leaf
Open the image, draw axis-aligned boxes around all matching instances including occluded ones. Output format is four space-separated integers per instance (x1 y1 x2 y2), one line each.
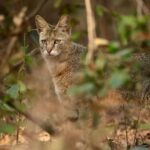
95 38 109 46
0 14 5 22
13 7 27 27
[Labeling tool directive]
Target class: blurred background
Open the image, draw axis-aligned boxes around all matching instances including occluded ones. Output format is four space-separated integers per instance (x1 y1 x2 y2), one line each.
0 0 150 149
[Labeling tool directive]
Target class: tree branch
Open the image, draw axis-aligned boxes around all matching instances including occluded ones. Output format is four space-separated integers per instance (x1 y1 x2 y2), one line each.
0 48 40 80
84 0 96 65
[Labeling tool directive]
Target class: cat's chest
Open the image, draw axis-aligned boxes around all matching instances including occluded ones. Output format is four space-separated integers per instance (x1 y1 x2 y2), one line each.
42 51 80 78
45 58 69 76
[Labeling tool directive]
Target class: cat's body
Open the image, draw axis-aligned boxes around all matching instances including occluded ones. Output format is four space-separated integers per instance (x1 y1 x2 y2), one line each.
42 42 85 102
35 15 150 106
35 15 85 103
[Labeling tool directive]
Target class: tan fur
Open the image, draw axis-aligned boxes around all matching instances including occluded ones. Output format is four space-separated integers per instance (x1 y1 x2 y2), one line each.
35 15 85 103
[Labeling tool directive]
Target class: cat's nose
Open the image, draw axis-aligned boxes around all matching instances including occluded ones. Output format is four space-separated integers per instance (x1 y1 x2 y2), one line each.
47 47 53 54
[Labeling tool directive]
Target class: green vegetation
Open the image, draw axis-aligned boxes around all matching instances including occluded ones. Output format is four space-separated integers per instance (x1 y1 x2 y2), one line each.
0 0 150 149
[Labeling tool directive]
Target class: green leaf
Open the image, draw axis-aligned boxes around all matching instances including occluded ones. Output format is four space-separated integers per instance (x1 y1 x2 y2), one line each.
139 123 150 130
6 84 20 99
98 87 107 97
68 82 95 95
21 45 29 53
18 81 27 93
115 48 132 59
0 122 16 134
0 103 15 112
71 32 80 41
54 0 62 8
108 70 129 89
15 102 27 112
95 57 107 71
117 15 137 44
24 55 33 65
96 5 104 16
108 41 120 53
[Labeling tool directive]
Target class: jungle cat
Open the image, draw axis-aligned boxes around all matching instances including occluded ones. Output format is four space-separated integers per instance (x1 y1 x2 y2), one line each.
35 15 85 103
35 15 150 121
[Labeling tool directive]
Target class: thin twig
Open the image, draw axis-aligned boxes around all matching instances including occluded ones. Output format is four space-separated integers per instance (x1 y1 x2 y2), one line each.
135 0 149 16
133 90 147 145
0 37 18 69
0 7 27 70
133 105 142 145
122 105 130 149
142 1 150 15
84 0 96 65
0 0 49 70
136 0 144 17
16 113 21 144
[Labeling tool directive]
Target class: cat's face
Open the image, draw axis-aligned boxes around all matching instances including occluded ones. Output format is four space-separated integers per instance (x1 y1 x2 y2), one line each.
35 15 71 57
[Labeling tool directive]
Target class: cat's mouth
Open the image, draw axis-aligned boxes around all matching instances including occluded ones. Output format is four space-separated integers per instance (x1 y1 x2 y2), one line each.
46 49 60 56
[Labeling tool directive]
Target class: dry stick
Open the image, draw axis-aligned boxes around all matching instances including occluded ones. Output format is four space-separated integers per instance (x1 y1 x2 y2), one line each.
122 105 130 149
142 1 150 15
133 89 148 145
1 0 48 71
0 7 27 70
133 83 149 145
84 0 96 65
16 113 21 144
135 0 149 16
133 105 143 145
0 36 18 69
136 0 144 17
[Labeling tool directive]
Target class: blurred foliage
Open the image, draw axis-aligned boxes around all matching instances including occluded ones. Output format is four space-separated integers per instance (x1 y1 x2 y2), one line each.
69 46 138 99
0 122 16 134
68 3 150 101
117 15 150 44
0 0 150 149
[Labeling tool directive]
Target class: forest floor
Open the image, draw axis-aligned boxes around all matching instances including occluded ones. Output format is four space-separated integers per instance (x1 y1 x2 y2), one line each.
0 61 150 150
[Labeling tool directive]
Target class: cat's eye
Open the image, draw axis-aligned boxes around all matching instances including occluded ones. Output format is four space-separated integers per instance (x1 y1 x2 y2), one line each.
54 39 61 44
41 39 47 44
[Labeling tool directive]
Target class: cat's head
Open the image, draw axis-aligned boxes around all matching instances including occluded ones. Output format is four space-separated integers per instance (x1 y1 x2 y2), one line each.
35 15 71 57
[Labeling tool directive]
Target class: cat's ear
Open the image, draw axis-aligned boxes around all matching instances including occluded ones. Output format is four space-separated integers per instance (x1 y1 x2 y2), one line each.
56 15 71 35
35 15 50 33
